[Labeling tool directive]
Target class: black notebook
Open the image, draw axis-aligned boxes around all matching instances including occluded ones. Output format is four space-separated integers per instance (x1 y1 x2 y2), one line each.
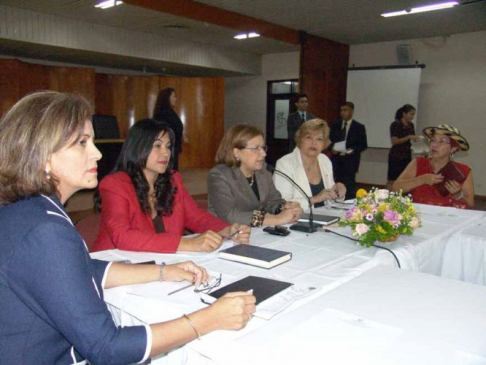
203 276 293 305
299 213 340 225
219 244 292 269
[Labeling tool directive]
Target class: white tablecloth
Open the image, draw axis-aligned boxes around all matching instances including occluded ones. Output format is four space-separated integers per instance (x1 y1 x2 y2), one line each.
91 203 486 364
442 215 486 285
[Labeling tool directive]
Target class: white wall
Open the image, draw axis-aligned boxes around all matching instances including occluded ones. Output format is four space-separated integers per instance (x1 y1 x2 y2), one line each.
225 52 300 131
351 30 486 195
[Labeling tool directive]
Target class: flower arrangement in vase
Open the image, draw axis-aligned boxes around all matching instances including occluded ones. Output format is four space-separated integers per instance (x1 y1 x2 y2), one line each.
339 188 421 247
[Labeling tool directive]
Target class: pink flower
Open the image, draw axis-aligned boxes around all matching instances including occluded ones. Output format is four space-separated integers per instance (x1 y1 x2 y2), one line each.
345 207 362 220
355 223 369 236
345 207 357 220
365 213 374 221
409 217 421 229
383 210 399 225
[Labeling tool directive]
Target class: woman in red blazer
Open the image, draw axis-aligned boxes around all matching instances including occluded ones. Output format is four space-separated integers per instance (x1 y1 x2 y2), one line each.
92 119 250 253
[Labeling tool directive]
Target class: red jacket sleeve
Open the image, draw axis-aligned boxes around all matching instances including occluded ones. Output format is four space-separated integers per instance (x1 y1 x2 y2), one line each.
93 172 228 254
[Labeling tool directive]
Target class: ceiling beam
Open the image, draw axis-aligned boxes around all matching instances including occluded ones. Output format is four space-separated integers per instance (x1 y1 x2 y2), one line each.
123 0 300 45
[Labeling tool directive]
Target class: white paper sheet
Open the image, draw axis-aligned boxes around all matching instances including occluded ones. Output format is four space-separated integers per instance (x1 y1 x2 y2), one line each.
333 140 347 152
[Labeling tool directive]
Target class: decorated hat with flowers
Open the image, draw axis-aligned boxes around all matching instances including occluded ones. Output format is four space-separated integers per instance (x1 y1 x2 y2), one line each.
422 124 469 151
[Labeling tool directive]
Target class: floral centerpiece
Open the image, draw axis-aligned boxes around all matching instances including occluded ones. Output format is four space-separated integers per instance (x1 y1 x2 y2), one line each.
339 188 421 247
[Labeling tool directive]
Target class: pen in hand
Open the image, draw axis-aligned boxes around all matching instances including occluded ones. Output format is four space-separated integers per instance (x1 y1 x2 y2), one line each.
223 230 241 242
168 274 199 296
167 282 194 296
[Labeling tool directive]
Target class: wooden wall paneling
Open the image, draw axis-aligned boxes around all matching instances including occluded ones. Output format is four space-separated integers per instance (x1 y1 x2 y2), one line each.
95 73 114 117
96 74 160 138
0 59 20 118
48 66 96 107
99 73 226 168
178 77 224 168
300 34 349 124
96 74 130 138
18 62 49 97
211 77 225 164
130 76 160 123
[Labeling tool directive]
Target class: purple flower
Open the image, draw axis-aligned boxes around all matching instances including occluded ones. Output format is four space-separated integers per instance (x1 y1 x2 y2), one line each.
383 210 399 225
345 207 357 219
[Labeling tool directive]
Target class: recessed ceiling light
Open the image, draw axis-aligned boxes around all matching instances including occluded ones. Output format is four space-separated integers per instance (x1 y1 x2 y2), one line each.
381 1 458 17
234 34 248 40
95 0 123 10
234 32 260 40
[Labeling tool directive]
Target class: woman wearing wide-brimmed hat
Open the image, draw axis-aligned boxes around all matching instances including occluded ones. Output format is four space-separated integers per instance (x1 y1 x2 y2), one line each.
392 124 474 208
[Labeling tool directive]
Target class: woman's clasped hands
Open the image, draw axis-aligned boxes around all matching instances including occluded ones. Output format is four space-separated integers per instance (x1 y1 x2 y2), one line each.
282 201 303 222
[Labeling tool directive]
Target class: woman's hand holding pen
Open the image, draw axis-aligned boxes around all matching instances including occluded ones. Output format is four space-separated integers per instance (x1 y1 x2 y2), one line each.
180 231 223 252
206 291 256 330
332 183 347 200
219 223 251 245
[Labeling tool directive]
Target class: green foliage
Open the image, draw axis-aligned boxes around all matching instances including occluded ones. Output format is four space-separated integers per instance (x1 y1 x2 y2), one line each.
340 188 421 247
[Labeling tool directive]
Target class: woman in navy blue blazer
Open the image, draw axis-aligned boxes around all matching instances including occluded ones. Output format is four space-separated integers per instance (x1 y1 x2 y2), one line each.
0 92 255 364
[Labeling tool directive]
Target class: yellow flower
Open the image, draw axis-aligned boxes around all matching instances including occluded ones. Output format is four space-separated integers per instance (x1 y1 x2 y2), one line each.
356 189 368 199
378 203 388 212
376 225 387 234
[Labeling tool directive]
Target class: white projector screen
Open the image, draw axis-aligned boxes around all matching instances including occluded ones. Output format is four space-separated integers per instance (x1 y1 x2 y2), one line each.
346 67 422 148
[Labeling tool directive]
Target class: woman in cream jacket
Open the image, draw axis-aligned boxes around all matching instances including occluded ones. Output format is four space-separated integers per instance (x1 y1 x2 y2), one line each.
274 119 346 210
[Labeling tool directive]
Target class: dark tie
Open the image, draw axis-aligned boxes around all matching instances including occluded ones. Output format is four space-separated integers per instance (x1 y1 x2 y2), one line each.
341 120 348 140
301 113 305 121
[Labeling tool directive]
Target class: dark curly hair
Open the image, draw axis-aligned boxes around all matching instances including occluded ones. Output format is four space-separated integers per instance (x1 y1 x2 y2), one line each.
96 118 177 216
395 104 415 121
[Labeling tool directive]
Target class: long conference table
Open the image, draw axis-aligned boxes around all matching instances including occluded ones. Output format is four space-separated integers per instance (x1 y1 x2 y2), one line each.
91 204 486 365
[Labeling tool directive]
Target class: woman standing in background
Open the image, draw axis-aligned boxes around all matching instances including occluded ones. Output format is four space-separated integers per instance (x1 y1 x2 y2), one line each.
153 87 185 170
387 104 422 189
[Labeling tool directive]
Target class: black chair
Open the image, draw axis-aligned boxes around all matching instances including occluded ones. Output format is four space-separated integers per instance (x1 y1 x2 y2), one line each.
92 114 122 180
92 114 120 139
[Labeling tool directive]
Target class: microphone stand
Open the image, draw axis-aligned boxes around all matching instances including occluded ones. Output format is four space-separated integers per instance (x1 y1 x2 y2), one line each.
269 166 321 234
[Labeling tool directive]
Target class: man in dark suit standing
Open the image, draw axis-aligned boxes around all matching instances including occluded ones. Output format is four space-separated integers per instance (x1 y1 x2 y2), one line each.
330 102 368 200
287 93 315 152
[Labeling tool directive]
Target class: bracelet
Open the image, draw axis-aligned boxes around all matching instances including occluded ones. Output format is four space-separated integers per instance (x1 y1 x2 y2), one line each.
453 191 464 201
183 314 201 340
159 262 166 282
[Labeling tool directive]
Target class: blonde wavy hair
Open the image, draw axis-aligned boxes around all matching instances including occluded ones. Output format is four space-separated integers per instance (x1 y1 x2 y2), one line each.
295 118 330 149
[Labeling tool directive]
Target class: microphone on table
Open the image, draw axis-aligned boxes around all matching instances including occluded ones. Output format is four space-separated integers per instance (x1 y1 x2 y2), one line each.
266 164 321 234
